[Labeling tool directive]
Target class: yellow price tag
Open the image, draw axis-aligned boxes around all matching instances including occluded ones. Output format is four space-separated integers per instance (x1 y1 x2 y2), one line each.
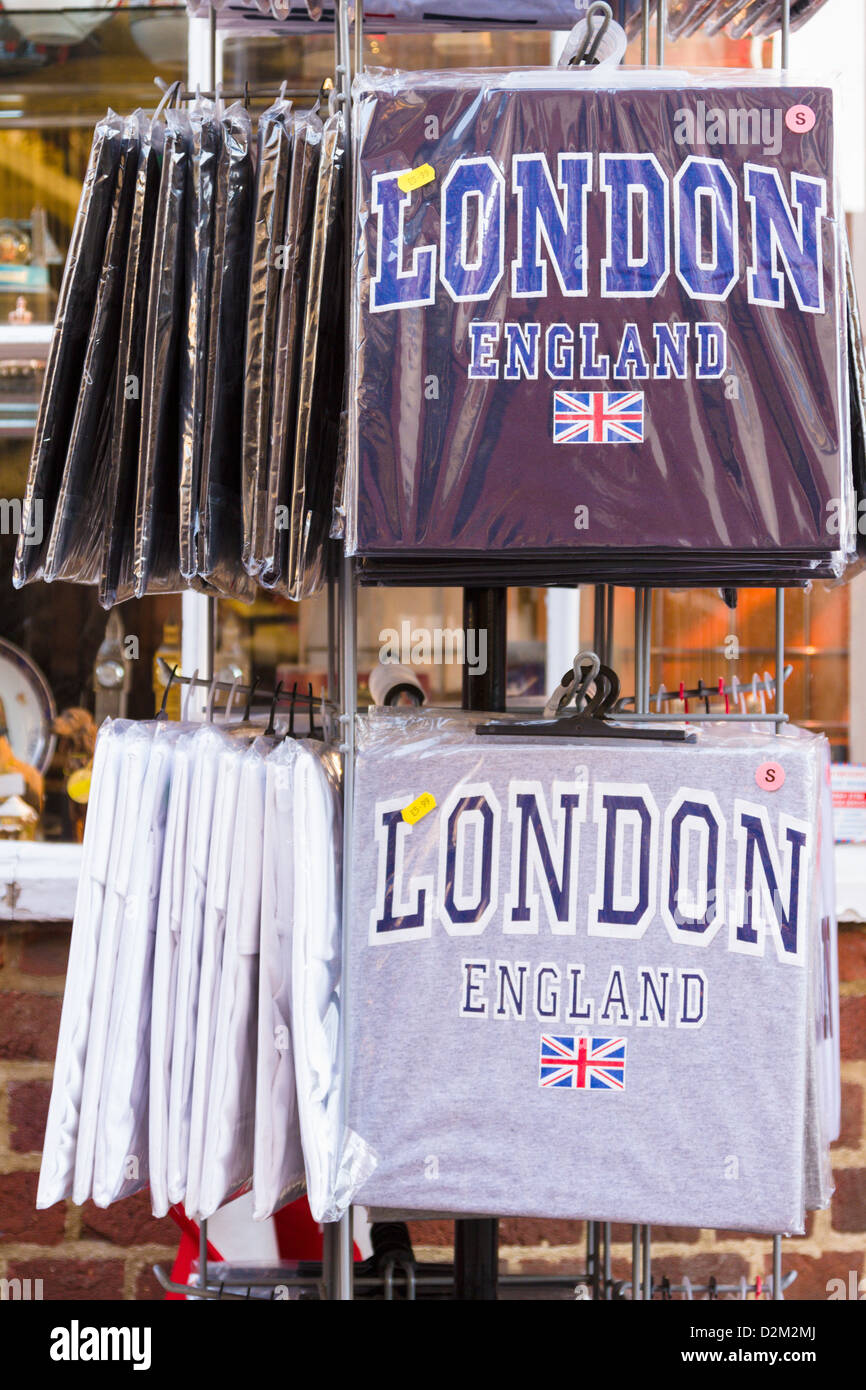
397 163 435 194
67 767 92 805
401 792 436 825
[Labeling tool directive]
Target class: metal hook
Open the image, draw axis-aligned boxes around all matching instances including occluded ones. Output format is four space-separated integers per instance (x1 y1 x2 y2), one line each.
288 682 298 738
751 672 766 715
243 677 260 723
543 649 600 718
570 0 613 65
182 669 200 722
654 682 667 713
154 79 182 119
158 665 179 719
224 677 240 723
206 675 220 723
265 681 284 737
570 650 602 712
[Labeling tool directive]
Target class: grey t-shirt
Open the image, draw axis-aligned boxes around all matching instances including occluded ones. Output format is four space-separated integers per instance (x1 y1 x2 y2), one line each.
347 714 824 1234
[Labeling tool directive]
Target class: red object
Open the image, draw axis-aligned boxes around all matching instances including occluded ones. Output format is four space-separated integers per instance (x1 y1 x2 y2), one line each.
165 1197 362 1299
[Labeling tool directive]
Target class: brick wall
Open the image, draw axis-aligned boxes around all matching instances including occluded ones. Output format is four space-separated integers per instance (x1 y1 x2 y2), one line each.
0 924 176 1301
1 920 864 1301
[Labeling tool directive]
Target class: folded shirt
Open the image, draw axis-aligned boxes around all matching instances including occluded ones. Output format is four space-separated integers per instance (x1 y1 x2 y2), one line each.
348 712 823 1233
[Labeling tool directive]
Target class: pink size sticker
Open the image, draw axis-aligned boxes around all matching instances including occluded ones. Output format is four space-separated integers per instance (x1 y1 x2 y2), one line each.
785 105 816 134
755 762 785 792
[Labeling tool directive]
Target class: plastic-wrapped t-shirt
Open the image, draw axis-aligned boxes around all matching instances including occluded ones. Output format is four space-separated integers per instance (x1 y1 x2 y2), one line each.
99 112 164 609
348 67 853 587
291 742 375 1223
285 111 344 602
253 739 306 1220
198 739 269 1219
197 103 257 599
134 107 189 598
43 116 139 586
166 724 226 1207
242 95 294 578
179 99 221 585
91 723 182 1208
14 113 123 589
184 738 244 1219
36 720 128 1209
149 730 196 1218
260 110 322 590
347 710 825 1232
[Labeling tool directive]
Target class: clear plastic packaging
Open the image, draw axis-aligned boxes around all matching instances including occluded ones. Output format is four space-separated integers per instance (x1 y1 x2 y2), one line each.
134 107 190 597
179 98 221 585
197 102 257 599
100 112 164 609
242 94 294 577
43 116 139 585
37 719 129 1208
14 113 123 589
347 709 828 1231
285 110 345 601
260 110 322 589
349 67 853 586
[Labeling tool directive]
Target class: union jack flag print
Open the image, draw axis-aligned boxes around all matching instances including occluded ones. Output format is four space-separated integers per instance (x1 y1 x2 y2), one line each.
552 390 645 445
539 1034 627 1090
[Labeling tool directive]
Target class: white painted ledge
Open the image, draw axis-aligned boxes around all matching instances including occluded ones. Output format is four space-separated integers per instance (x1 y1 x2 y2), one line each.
0 841 82 922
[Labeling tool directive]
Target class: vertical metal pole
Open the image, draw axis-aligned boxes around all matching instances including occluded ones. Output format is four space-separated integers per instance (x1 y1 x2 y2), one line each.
353 0 364 75
594 585 606 658
586 1220 596 1297
456 586 506 1299
643 589 653 711
603 1221 612 1300
656 0 666 65
642 1224 652 1301
184 9 218 721
780 0 791 69
773 586 785 1300
590 1221 602 1301
641 0 651 65
199 1219 208 1293
332 0 356 1302
326 552 337 703
605 586 615 668
634 589 646 713
631 1226 641 1301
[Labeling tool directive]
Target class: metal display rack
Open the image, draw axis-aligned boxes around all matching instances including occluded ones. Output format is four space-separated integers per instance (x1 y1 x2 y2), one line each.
178 0 808 1301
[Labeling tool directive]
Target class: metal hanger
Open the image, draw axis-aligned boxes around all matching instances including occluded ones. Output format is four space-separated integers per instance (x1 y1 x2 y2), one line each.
569 1 614 64
477 653 694 743
157 665 179 720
